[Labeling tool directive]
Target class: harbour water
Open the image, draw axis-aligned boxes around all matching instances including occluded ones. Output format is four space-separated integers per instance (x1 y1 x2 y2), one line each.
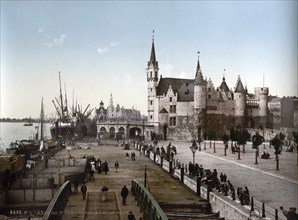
0 122 51 151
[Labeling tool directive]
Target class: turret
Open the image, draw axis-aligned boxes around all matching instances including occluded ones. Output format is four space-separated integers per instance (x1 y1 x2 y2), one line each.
194 52 206 110
147 32 159 125
234 76 246 117
193 52 206 139
255 87 269 117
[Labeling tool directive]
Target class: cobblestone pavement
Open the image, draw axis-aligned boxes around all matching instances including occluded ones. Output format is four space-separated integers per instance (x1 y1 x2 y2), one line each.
151 140 298 211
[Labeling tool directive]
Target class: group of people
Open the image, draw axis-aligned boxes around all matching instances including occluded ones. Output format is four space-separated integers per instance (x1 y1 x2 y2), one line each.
86 155 110 180
126 151 136 160
187 162 251 206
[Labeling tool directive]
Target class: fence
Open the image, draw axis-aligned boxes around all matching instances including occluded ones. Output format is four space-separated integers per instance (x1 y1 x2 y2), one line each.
131 179 168 220
42 180 71 220
136 143 288 220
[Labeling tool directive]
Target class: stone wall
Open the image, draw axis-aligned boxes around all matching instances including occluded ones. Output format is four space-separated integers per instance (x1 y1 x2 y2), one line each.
7 189 55 203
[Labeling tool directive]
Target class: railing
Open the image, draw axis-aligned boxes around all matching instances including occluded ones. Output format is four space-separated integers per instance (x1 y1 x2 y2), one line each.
42 180 71 220
137 143 288 220
131 180 168 220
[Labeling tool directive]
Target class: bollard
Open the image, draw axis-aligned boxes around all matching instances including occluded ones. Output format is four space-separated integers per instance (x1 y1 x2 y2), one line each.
276 154 279 170
213 141 216 153
204 141 206 150
251 197 254 211
238 149 241 160
275 209 278 220
180 167 184 183
169 161 173 174
196 176 201 196
160 157 163 167
232 188 236 200
262 202 266 218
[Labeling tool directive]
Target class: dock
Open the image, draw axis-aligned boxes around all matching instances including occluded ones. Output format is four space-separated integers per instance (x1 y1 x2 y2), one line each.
51 142 223 220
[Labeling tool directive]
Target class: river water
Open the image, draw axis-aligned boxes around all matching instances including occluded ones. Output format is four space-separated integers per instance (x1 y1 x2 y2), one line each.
0 122 51 152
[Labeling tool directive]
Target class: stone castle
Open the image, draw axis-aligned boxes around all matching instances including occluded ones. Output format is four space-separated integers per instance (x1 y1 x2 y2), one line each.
146 38 272 141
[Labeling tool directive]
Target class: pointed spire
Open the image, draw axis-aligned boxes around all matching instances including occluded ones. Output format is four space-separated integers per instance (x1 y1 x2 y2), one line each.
149 30 156 64
235 75 246 93
223 69 226 81
194 52 204 85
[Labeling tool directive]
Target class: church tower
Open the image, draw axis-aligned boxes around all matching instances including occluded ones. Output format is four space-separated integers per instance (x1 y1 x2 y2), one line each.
147 33 159 126
193 53 206 140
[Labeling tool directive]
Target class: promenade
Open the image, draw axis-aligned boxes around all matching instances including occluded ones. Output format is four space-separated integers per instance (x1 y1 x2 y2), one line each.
157 140 298 212
56 141 222 220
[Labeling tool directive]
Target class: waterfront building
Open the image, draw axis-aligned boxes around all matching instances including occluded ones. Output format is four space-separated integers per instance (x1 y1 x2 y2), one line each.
146 38 272 141
268 96 298 130
95 94 145 140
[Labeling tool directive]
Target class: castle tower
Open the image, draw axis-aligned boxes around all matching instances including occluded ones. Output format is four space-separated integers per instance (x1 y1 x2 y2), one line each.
234 76 246 117
234 76 246 129
147 32 159 126
257 87 269 117
193 52 206 140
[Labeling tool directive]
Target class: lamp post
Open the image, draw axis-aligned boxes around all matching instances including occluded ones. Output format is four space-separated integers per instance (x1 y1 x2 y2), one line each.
190 140 199 165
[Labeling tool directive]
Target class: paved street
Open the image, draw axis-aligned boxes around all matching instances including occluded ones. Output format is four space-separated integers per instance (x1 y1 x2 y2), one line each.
152 140 298 211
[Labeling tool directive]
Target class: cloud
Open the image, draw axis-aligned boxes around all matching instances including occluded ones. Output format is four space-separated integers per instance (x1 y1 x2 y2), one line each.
43 34 67 47
160 63 193 79
97 47 109 54
37 27 45 33
97 41 120 55
110 41 120 47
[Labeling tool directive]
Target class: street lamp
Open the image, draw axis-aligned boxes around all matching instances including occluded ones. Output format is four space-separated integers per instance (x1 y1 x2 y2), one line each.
189 140 199 165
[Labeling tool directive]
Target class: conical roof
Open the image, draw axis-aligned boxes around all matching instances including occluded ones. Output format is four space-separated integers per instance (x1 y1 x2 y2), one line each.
235 76 246 93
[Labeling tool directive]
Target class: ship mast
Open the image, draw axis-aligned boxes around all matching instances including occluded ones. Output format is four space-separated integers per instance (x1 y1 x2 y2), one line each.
59 72 64 121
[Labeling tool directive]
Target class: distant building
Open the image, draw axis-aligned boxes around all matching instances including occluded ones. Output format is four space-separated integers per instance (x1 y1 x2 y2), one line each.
146 38 272 141
95 94 145 140
268 96 298 130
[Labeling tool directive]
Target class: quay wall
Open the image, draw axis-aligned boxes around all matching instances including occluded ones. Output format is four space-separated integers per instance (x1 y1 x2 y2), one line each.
145 149 250 220
7 188 55 203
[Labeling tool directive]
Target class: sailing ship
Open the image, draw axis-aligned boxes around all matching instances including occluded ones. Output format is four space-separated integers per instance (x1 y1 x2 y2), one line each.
23 117 33 126
50 72 93 143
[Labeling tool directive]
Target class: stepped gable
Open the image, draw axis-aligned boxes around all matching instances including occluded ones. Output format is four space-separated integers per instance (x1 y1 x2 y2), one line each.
156 77 194 101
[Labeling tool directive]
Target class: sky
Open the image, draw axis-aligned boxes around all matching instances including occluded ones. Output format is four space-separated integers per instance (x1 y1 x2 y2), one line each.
1 1 297 119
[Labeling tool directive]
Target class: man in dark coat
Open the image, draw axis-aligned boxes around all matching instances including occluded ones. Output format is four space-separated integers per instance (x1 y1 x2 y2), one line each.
121 185 129 205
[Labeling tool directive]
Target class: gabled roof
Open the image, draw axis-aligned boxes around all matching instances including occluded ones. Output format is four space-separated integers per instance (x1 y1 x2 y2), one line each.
157 77 194 101
159 108 168 113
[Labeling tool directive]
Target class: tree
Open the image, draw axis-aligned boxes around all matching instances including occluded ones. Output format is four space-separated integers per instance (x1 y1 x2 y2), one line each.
237 130 251 153
292 131 298 166
270 134 282 155
270 133 284 170
230 128 239 148
222 133 230 156
252 132 264 164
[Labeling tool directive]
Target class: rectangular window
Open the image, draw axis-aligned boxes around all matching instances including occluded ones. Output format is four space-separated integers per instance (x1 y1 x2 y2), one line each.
170 117 176 126
150 101 153 105
150 115 153 119
170 105 176 113
169 97 172 102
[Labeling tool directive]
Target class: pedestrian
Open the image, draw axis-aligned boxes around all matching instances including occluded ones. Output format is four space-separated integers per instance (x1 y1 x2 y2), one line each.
280 206 298 220
101 185 109 202
73 179 79 194
243 186 250 205
126 152 129 160
80 182 87 200
121 185 129 205
128 211 136 220
115 161 119 172
89 162 96 181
